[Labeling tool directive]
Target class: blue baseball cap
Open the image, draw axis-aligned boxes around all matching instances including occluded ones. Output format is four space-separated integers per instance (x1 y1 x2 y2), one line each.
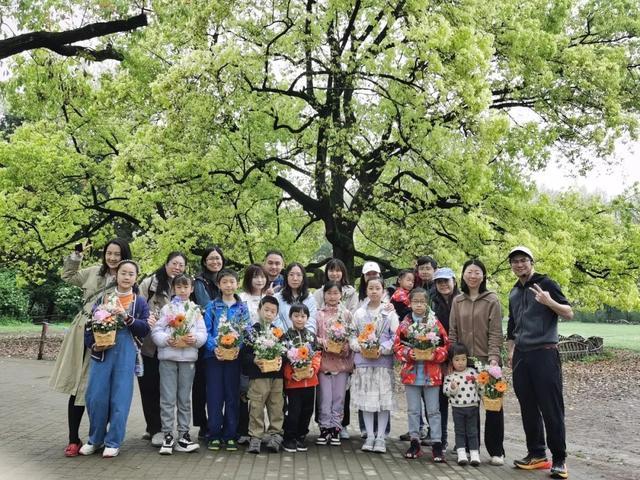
433 267 455 281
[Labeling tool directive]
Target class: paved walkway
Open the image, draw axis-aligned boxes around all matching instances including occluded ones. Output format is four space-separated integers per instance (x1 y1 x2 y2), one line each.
0 357 617 480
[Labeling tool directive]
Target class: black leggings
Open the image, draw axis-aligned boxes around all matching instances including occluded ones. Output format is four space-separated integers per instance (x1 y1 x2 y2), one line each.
68 395 85 444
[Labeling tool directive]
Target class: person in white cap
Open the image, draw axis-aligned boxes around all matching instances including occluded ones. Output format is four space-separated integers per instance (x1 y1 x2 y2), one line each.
507 246 573 479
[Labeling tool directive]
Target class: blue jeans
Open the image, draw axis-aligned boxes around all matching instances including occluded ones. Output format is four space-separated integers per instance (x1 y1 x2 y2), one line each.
85 329 136 448
406 384 441 442
205 357 241 441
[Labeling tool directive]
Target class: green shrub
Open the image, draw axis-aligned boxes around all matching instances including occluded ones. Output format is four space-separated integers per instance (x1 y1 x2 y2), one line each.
0 270 29 319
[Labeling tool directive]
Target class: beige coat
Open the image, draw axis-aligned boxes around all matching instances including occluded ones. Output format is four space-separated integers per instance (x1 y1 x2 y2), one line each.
49 255 115 405
138 274 172 357
448 291 503 364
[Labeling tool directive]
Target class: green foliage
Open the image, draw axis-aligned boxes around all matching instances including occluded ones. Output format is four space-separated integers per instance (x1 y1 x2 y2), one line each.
0 270 29 318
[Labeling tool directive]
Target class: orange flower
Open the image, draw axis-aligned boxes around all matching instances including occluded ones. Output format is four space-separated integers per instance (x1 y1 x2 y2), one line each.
477 371 490 385
272 327 284 338
174 313 186 327
495 381 508 393
363 323 375 335
299 346 309 359
220 334 236 347
358 332 369 342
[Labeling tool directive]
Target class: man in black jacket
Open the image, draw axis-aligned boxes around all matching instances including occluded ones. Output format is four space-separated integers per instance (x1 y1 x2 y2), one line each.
507 246 573 480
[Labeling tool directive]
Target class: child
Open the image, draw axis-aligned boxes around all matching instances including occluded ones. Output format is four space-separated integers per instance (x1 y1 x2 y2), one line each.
350 278 398 453
80 260 150 458
203 268 250 451
315 282 354 446
394 287 449 461
282 303 321 453
241 295 286 454
390 269 415 319
443 342 481 466
151 274 207 455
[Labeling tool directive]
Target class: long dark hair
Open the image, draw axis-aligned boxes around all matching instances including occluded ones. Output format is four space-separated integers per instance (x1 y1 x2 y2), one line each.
460 259 487 294
282 262 309 304
242 263 268 294
358 262 381 301
153 251 188 298
199 246 225 282
115 259 140 294
324 258 351 287
99 238 132 277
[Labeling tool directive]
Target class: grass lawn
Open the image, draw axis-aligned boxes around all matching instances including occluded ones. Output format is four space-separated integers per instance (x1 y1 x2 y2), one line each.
0 320 72 335
557 321 640 352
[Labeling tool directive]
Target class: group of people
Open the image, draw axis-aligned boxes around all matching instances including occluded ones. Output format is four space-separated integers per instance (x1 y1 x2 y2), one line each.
48 241 572 480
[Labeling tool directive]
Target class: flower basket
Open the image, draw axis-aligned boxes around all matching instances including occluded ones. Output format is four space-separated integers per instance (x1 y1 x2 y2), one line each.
413 347 434 360
326 339 344 354
259 357 282 373
483 396 503 412
218 346 239 360
293 365 313 379
360 346 380 359
173 336 189 348
93 329 116 347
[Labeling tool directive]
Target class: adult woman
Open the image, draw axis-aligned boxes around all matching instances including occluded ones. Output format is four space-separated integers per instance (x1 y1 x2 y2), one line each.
449 259 505 465
49 238 132 457
274 262 318 333
239 263 269 323
193 246 225 309
430 267 461 452
138 251 187 446
313 259 358 314
192 246 225 438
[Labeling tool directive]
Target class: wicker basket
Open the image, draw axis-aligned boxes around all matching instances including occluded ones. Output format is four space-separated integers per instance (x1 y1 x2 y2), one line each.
259 357 282 373
483 396 503 412
218 346 239 360
293 365 313 379
93 329 116 347
173 336 189 348
326 339 345 354
413 347 434 360
360 346 380 359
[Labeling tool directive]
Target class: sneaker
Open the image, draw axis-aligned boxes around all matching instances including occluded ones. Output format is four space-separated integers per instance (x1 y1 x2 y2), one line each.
404 439 422 459
373 438 386 453
490 455 505 466
102 447 119 458
64 442 82 457
175 433 199 453
247 437 261 454
399 432 411 441
469 450 480 466
267 435 282 453
207 439 221 451
514 454 551 470
457 448 468 466
225 439 238 451
159 433 175 455
197 428 206 441
339 429 350 439
316 429 330 445
141 432 152 440
360 431 367 439
237 435 251 445
432 442 445 463
361 438 375 452
151 432 164 448
329 429 341 446
283 439 298 453
550 461 569 479
79 443 102 456
296 439 308 452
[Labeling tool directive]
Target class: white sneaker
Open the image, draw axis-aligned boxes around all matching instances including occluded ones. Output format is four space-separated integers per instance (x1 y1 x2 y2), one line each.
151 432 164 447
361 438 375 452
79 443 102 456
159 433 175 455
373 438 386 453
102 447 119 458
470 449 480 466
490 455 505 466
457 448 468 465
175 432 199 453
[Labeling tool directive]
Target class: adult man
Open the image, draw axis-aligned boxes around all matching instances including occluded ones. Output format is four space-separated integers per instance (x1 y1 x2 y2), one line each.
507 246 573 480
264 250 285 295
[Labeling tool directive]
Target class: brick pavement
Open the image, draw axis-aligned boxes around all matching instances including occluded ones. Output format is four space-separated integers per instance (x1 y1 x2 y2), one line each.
0 357 625 480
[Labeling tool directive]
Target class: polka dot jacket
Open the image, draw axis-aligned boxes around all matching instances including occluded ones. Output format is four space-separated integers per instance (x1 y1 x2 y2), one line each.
443 367 480 407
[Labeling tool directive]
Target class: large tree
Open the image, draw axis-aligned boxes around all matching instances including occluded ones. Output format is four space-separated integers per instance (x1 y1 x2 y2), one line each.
1 0 639 308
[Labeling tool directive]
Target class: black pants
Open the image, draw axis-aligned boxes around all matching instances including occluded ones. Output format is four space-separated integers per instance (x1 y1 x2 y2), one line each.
513 347 566 462
483 408 505 457
68 395 85 444
439 384 448 447
342 388 350 427
192 356 208 430
284 387 315 441
452 406 479 450
137 354 161 435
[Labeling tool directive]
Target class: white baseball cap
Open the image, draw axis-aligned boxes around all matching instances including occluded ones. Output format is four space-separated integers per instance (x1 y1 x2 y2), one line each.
362 261 381 274
508 246 534 262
